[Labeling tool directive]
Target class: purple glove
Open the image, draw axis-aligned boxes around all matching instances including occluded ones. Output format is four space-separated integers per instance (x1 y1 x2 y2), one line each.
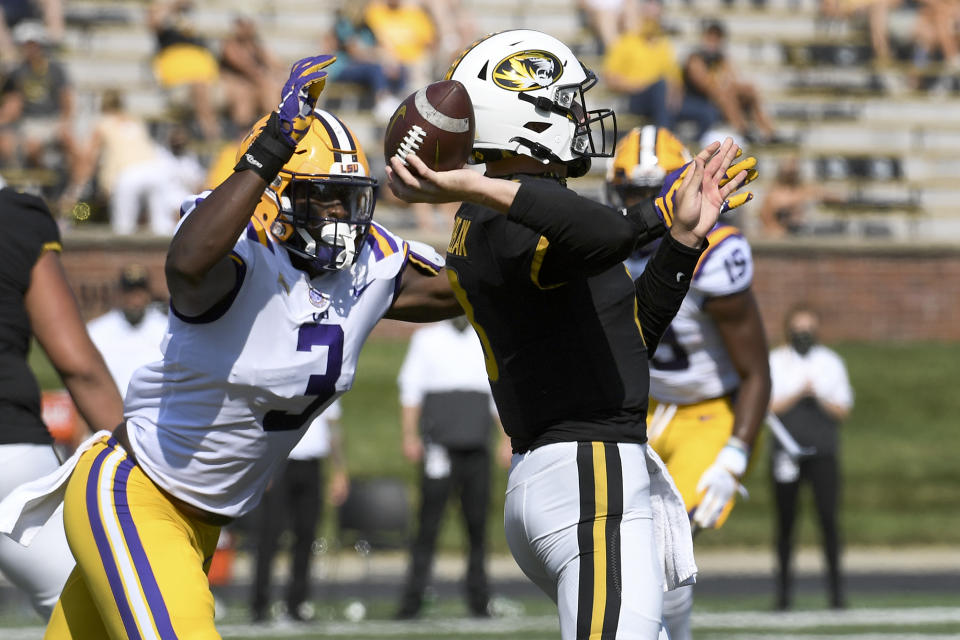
276 55 337 146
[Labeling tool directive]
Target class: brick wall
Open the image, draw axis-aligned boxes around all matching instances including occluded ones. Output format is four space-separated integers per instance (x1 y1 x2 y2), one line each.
62 237 960 342
752 243 960 343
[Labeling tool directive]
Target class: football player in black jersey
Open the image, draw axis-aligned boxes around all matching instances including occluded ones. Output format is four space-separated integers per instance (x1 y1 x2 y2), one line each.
0 185 123 618
387 30 756 640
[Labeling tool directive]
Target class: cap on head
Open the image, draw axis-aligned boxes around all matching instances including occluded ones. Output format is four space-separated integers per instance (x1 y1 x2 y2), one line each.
13 21 49 46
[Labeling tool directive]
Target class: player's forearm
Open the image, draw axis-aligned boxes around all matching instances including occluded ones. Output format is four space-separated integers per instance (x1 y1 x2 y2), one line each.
458 172 521 213
166 170 266 282
386 267 464 322
61 367 123 432
731 370 771 449
634 234 705 352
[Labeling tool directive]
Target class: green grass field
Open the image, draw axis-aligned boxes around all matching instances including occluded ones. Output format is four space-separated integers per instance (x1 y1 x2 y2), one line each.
29 339 960 552
4 592 959 640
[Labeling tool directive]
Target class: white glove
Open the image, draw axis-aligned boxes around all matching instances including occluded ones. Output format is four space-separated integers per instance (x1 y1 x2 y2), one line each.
691 437 749 530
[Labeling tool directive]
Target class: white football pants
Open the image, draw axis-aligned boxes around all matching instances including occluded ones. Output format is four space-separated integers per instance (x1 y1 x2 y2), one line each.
0 443 75 618
505 441 664 639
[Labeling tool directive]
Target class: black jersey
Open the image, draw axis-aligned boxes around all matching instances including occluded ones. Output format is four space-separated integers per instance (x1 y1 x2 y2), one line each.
445 176 705 453
0 188 61 445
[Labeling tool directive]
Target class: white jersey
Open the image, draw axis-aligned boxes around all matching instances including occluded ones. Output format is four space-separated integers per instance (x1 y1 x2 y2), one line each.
124 202 443 518
626 225 753 405
87 305 168 398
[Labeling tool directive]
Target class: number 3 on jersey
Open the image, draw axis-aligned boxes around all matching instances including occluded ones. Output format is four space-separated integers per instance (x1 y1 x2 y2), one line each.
263 323 344 431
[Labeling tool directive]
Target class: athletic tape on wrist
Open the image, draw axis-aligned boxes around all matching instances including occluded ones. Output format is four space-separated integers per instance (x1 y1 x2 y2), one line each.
233 111 297 182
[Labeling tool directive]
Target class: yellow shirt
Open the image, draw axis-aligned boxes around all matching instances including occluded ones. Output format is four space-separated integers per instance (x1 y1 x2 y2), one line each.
603 32 680 89
364 3 435 64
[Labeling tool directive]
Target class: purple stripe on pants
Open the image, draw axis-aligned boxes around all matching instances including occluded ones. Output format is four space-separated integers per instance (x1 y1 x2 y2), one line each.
113 458 179 639
85 446 143 640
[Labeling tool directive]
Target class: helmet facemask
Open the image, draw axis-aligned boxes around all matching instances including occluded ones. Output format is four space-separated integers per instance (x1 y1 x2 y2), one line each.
271 174 377 272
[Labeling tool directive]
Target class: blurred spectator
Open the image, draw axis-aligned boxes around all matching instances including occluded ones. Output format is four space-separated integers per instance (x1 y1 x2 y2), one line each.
821 0 903 67
219 13 282 133
0 21 80 196
0 0 63 44
603 0 681 128
912 0 960 78
577 0 634 54
422 0 475 64
769 303 853 610
323 4 406 122
79 91 203 235
251 402 349 624
148 0 220 140
86 264 168 398
363 0 436 91
395 318 507 620
757 157 842 237
679 19 779 143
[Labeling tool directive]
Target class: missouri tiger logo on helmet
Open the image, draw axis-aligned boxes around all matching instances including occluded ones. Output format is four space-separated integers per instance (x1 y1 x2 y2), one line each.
606 126 691 209
491 50 564 92
239 108 377 272
444 29 617 177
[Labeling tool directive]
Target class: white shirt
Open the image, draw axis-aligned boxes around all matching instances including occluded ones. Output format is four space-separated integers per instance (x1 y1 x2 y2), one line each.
86 306 169 398
398 321 492 409
288 400 341 460
769 344 853 411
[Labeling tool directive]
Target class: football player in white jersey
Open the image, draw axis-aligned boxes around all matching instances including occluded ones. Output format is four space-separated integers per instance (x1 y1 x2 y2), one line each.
610 126 771 640
41 55 459 638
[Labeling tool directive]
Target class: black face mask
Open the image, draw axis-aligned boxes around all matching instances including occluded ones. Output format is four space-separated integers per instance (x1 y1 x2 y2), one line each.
790 331 816 356
122 307 146 327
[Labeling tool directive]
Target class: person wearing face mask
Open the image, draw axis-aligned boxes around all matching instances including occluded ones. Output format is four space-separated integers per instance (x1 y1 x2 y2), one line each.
394 317 509 620
768 303 854 611
86 265 169 398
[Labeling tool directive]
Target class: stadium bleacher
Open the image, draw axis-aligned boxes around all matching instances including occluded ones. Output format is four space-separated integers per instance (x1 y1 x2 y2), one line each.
25 0 960 241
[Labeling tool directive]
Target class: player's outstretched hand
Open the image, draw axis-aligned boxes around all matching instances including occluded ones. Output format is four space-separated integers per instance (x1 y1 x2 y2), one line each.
386 154 478 204
657 138 755 248
276 54 336 146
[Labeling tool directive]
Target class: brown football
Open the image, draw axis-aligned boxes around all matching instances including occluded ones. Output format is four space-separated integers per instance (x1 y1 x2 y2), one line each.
383 80 475 172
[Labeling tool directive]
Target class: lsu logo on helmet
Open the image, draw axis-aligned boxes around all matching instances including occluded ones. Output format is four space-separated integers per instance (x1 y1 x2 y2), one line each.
492 50 564 92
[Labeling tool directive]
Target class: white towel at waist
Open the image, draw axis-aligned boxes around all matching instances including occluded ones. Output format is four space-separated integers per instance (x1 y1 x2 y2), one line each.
0 430 112 546
645 444 698 591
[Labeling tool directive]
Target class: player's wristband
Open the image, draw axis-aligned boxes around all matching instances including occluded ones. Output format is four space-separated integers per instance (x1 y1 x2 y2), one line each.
233 111 297 182
621 198 666 250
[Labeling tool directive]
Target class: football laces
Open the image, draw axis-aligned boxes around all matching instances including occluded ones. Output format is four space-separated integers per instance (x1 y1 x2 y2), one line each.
395 125 426 165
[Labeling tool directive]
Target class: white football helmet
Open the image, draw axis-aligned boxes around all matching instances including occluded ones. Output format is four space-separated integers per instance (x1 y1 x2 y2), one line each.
445 29 617 177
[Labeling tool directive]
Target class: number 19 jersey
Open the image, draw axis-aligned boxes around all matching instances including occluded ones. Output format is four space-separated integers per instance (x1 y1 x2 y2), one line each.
124 204 442 518
626 225 754 405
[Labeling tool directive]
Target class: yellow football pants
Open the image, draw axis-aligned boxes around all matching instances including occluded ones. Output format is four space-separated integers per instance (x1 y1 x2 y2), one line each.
647 396 739 529
45 437 221 639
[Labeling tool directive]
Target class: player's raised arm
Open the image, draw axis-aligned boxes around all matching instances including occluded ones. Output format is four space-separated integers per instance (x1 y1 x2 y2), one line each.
633 138 751 353
165 55 335 315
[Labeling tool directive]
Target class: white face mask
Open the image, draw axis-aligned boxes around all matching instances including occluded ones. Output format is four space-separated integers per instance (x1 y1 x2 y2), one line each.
295 221 359 270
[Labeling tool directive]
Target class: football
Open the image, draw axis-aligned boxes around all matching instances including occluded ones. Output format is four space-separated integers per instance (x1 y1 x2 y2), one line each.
383 80 475 172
